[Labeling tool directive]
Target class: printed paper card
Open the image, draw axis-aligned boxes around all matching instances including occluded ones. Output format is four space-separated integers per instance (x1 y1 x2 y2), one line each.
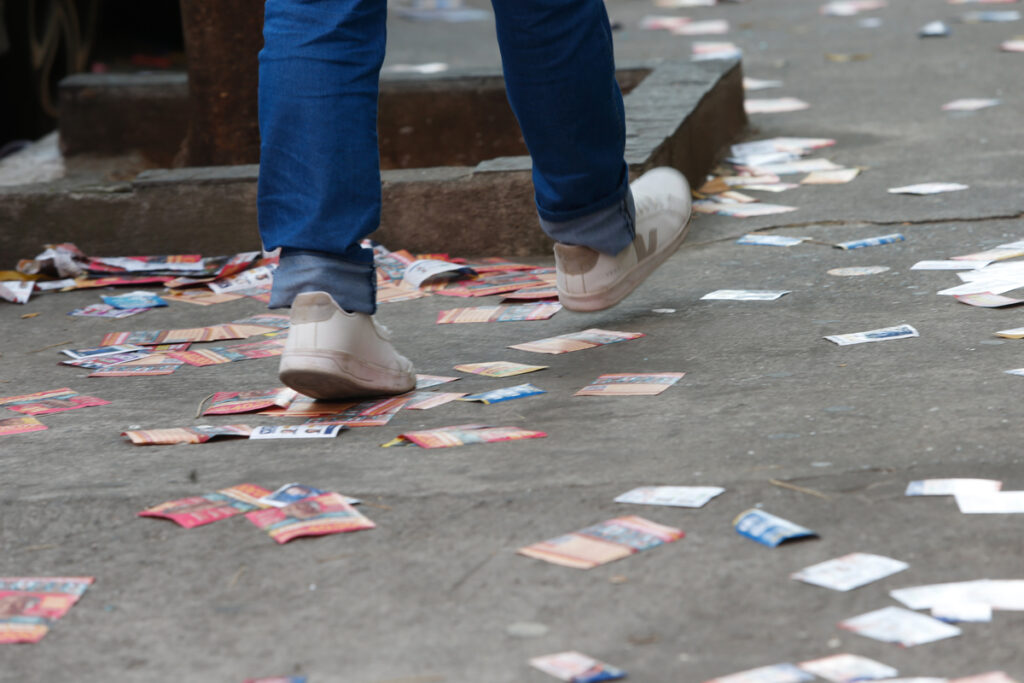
824 324 919 345
202 388 298 415
61 351 150 370
0 577 94 643
0 416 48 436
61 345 145 360
454 361 548 378
69 303 148 318
257 483 362 508
701 290 790 301
436 303 562 324
402 259 474 288
385 424 547 449
165 290 244 306
838 606 961 646
529 651 627 682
402 391 467 410
734 509 817 547
736 234 807 247
951 247 1024 262
905 479 1002 496
955 491 1024 513
797 653 898 682
249 424 345 439
101 291 167 309
88 354 184 377
575 372 685 396
207 264 275 294
415 374 460 388
518 515 683 569
501 285 560 301
138 483 272 528
0 388 110 416
122 424 253 445
274 396 410 425
791 553 909 591
614 486 725 508
458 383 545 404
426 271 548 297
509 329 644 355
703 663 814 683
0 280 33 304
835 233 905 250
244 492 375 544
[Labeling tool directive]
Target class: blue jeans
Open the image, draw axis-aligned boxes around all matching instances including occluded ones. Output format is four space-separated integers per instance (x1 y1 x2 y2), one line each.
258 0 635 312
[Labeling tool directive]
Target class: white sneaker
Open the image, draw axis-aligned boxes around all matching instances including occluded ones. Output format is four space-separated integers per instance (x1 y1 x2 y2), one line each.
555 167 692 312
279 291 416 400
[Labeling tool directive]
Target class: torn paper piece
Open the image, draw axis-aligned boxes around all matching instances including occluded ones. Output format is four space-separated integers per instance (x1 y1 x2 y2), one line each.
702 289 789 301
0 281 34 304
518 516 683 569
138 483 272 528
798 654 898 682
835 234 905 250
575 372 685 396
0 577 94 643
0 415 48 436
245 492 374 544
529 651 627 682
734 509 817 547
824 325 919 345
509 329 644 355
122 424 253 445
905 479 1002 496
888 182 968 195
614 486 724 508
791 553 908 591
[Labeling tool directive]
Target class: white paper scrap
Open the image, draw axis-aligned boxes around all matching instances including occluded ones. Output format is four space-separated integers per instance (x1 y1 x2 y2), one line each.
839 606 961 647
745 98 811 115
905 479 1002 496
0 280 34 304
888 182 968 195
736 234 807 247
911 260 991 270
705 663 815 683
744 77 784 91
702 289 790 301
931 601 993 623
792 553 909 592
615 486 725 508
403 259 473 288
955 491 1024 513
824 325 919 345
798 653 899 682
747 158 841 175
890 579 994 611
942 98 1000 111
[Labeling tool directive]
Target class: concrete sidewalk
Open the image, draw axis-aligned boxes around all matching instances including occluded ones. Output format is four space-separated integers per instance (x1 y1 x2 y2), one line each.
2 0 1024 680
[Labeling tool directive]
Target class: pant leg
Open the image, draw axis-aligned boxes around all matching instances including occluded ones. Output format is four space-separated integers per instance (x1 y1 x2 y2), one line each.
258 0 386 313
490 0 635 256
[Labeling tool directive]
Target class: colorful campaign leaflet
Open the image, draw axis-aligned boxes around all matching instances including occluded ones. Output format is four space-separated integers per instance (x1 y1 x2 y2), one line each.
888 182 968 195
736 234 807 247
73 275 174 289
100 326 240 346
60 351 150 369
839 606 961 647
436 302 562 324
426 271 549 298
455 257 538 273
122 424 253 445
835 233 905 250
202 388 298 415
244 492 375 544
701 290 790 301
509 329 644 355
249 424 345 439
704 663 814 683
258 483 326 507
385 424 547 449
0 577 94 644
614 486 725 508
377 280 430 304
69 303 149 318
575 372 685 396
501 285 560 301
905 479 1002 496
263 394 408 420
415 374 460 389
402 391 468 410
402 259 475 288
168 339 286 367
88 354 184 377
0 280 33 304
454 361 548 378
824 324 919 345
139 484 271 528
87 254 204 273
518 515 683 569
458 383 545 404
149 342 192 352
0 388 110 416
797 654 898 682
0 416 47 436
954 491 1024 513
230 313 291 329
207 264 275 294
734 509 817 547
61 344 145 360
101 290 167 309
529 651 627 682
954 293 1024 308
791 553 908 591
165 289 245 305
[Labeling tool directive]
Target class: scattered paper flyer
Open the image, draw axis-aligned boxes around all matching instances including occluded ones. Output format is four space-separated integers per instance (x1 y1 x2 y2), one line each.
736 234 807 247
61 351 150 370
0 387 110 416
529 651 627 682
911 260 990 270
821 0 887 16
702 290 789 301
954 293 1024 308
801 168 860 184
518 515 684 569
745 98 810 114
734 509 817 547
673 19 730 35
691 41 743 61
402 391 468 410
258 483 360 508
69 303 148 318
791 553 908 591
888 182 968 195
955 490 1024 513
797 654 898 682
61 344 145 360
101 290 167 309
509 329 644 355
704 663 814 683
201 388 298 415
827 266 891 277
932 601 993 623
692 200 798 218
614 486 725 508
415 374 460 388
245 492 375 544
300 398 409 428
905 479 1002 496
942 98 1000 111
249 424 345 439
575 372 685 396
138 483 272 528
743 77 784 91
824 324 919 345
122 424 253 445
838 606 961 647
383 424 547 449
88 354 184 377
436 302 561 324
0 577 94 643
0 280 33 304
402 259 473 288
0 415 48 436
835 234 905 250
920 19 952 36
458 383 545 404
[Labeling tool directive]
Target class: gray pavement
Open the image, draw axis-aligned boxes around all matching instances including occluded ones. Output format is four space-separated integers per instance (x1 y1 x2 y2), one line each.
3 0 1024 680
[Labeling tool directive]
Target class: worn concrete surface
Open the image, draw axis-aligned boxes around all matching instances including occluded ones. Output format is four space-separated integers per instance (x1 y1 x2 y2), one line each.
2 0 1024 680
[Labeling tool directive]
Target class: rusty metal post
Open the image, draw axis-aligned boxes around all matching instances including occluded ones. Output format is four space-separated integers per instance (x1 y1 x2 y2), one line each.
177 0 263 166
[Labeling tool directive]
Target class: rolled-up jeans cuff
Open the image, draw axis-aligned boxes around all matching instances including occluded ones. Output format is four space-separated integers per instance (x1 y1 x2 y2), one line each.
538 186 636 256
269 247 376 314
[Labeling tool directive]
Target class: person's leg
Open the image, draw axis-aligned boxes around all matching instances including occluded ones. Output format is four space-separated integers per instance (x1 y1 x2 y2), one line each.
258 0 385 315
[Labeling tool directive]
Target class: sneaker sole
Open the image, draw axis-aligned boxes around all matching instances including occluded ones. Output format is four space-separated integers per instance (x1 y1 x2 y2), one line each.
280 350 416 400
558 210 693 313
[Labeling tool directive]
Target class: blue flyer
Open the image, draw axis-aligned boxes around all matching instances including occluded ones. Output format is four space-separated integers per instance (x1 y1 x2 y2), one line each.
101 291 168 309
458 383 546 405
733 509 817 547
